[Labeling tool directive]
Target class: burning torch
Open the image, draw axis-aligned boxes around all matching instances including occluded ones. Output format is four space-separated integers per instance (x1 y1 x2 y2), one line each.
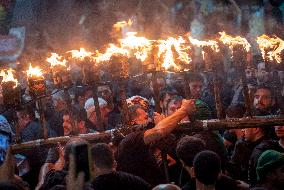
0 69 21 142
26 64 48 139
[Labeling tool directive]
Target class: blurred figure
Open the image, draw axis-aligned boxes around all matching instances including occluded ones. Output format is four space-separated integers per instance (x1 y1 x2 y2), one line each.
252 150 284 190
152 184 181 190
91 143 150 190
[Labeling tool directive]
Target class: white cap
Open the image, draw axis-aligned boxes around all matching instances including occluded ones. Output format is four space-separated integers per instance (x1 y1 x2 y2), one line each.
84 97 107 118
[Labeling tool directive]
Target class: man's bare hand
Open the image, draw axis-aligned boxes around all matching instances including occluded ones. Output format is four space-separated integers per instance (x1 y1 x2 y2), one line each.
0 147 15 182
180 99 196 115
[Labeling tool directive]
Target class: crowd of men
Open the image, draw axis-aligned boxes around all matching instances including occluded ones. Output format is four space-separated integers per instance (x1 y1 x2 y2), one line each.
0 59 284 190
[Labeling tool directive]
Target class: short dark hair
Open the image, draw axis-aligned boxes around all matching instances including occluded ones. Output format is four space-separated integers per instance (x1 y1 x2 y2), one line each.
91 143 114 169
128 105 142 122
188 73 203 83
176 136 206 167
255 85 274 97
166 95 183 115
64 107 87 123
74 86 88 103
159 86 178 101
226 104 246 118
193 150 221 185
63 137 88 169
16 104 36 120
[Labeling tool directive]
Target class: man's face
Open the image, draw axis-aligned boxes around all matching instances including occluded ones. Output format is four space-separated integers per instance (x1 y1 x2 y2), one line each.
63 114 72 135
245 67 255 79
160 93 174 112
97 85 112 103
16 112 28 129
133 108 149 125
243 128 256 142
256 62 269 83
167 100 182 116
275 126 284 138
189 81 203 99
89 106 111 125
253 88 274 110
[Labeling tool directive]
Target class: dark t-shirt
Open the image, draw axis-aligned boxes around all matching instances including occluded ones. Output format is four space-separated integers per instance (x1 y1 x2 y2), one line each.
91 171 151 190
116 131 165 186
21 121 42 142
249 140 284 186
182 175 239 190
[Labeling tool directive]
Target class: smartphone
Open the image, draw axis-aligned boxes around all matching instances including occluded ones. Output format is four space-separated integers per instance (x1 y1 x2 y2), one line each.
71 143 92 182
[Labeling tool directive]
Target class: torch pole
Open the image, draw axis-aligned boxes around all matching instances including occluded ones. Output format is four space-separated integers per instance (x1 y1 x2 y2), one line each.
233 46 253 117
211 52 224 119
212 70 223 119
150 43 169 182
183 71 191 99
152 70 162 113
119 78 130 125
93 84 104 131
38 98 48 139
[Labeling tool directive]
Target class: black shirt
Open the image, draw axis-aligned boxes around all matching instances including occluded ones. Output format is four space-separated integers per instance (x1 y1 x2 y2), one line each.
116 131 165 186
91 171 151 190
182 175 240 190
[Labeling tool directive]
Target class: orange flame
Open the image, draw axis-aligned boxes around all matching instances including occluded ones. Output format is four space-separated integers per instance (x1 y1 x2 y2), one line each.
119 32 153 62
219 31 251 52
113 19 133 31
0 69 19 88
67 48 94 61
256 34 284 63
157 36 191 71
46 53 67 68
26 64 44 79
94 44 130 63
188 36 220 52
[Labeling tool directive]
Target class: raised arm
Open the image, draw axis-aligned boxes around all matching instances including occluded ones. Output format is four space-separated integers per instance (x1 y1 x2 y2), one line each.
144 99 196 145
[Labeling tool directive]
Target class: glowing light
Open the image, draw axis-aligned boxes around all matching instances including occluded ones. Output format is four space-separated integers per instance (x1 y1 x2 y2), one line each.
67 48 94 61
26 64 44 79
157 36 191 71
219 31 251 52
46 53 67 68
119 32 153 62
0 69 19 88
256 34 284 63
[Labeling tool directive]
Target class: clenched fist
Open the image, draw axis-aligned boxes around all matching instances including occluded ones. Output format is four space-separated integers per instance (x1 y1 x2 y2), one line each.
180 99 197 115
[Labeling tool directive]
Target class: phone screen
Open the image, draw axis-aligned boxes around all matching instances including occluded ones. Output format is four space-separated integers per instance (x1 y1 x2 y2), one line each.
0 133 10 164
72 143 91 182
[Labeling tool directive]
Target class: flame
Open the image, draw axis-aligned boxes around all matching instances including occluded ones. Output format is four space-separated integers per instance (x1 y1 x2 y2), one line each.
157 36 191 71
188 36 219 52
46 53 67 68
94 44 130 63
256 34 284 63
113 19 133 31
26 64 44 79
119 32 153 62
67 48 94 61
219 31 251 52
0 69 19 88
